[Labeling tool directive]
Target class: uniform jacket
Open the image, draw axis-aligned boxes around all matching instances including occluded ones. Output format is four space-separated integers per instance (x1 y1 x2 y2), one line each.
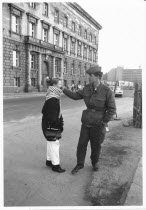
41 97 64 141
63 83 116 126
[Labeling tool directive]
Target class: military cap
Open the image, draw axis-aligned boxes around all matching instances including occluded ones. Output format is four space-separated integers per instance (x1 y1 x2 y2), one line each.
86 65 103 77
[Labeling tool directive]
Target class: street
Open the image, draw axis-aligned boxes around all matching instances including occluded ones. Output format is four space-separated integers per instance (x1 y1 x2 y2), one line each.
4 90 142 206
3 90 134 123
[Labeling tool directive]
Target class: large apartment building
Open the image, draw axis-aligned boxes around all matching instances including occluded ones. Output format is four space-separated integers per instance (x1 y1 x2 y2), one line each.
107 67 142 84
3 2 102 93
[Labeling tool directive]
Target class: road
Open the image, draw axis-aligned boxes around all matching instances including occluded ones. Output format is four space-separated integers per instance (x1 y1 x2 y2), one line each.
3 95 85 123
3 90 134 123
4 90 136 206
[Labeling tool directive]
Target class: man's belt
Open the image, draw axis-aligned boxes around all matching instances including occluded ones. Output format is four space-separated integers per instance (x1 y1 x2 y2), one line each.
87 108 104 112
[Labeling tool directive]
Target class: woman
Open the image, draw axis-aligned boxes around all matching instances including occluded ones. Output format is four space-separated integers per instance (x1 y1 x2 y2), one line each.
42 78 65 173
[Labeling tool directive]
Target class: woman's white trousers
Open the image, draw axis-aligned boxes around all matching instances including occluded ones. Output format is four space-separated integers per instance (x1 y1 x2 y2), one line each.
47 140 60 165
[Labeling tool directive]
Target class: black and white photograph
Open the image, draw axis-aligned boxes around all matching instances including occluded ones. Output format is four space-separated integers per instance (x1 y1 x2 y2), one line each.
1 0 145 209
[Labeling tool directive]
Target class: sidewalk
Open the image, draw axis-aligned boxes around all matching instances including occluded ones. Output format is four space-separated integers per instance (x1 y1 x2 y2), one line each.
88 123 142 206
3 91 46 99
3 91 65 99
124 158 142 205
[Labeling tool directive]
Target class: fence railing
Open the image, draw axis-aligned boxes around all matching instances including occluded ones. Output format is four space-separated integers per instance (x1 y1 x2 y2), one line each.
133 83 142 128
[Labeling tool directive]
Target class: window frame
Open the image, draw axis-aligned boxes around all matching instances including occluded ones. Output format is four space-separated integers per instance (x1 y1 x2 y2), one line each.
14 77 20 87
31 78 36 87
43 28 48 42
29 2 36 9
78 25 81 36
72 21 75 32
94 36 96 44
71 40 75 54
13 50 20 67
93 51 96 62
55 59 60 73
78 43 82 56
63 37 68 51
90 34 92 42
54 9 59 23
31 54 36 69
79 64 81 75
43 3 48 16
29 22 36 37
64 60 67 74
64 16 68 28
12 14 19 33
84 29 87 39
71 63 75 75
54 33 59 46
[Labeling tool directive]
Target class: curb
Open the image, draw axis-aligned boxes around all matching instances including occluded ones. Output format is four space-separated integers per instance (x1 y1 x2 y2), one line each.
3 92 65 99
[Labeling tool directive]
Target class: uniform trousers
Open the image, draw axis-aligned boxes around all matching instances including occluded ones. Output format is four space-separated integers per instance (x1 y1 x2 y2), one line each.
47 140 60 165
77 124 106 166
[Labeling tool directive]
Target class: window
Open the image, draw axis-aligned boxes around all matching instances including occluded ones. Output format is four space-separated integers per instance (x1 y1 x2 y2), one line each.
71 41 75 54
30 22 35 37
93 52 96 62
84 29 87 39
78 43 82 56
12 15 19 33
55 59 60 73
64 61 67 74
63 37 67 51
64 16 68 28
89 49 92 61
54 33 59 46
72 21 75 32
84 46 87 59
29 2 36 8
43 3 48 16
31 54 35 69
90 34 92 42
43 28 48 42
79 64 81 75
31 78 35 87
14 77 20 87
54 9 59 23
71 63 75 75
84 65 86 76
94 36 96 44
13 50 20 67
78 26 81 36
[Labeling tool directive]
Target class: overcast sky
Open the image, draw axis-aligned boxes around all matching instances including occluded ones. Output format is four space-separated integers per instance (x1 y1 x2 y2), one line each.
77 0 145 73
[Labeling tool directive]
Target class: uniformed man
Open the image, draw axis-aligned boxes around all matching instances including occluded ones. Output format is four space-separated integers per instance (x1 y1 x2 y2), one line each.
62 65 116 174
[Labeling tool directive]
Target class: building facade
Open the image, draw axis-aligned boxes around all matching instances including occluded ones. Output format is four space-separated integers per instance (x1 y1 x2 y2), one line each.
3 2 102 93
107 67 142 84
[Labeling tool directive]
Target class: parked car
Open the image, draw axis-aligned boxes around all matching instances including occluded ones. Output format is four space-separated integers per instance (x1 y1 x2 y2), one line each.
115 86 123 97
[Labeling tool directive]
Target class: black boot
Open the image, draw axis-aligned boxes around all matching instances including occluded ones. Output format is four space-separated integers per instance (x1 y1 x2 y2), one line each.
46 160 52 167
52 165 66 173
92 162 99 171
71 164 84 175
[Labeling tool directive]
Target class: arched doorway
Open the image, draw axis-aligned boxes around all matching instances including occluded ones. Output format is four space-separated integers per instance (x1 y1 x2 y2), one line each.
41 61 49 87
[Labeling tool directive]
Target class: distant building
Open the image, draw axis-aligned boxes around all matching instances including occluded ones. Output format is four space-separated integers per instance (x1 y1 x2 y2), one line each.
3 2 102 93
107 67 142 84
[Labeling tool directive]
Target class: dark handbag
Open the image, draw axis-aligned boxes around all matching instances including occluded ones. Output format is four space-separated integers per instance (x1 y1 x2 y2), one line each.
45 128 62 139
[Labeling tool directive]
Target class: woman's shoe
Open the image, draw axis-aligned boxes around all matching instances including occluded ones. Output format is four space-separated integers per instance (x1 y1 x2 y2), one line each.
52 164 66 173
46 160 52 167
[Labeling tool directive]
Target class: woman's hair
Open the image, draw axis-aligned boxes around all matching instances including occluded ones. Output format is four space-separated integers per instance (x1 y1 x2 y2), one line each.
47 77 61 86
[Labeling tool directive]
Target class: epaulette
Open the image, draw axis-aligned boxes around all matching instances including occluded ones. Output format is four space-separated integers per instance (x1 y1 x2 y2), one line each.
102 84 110 91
